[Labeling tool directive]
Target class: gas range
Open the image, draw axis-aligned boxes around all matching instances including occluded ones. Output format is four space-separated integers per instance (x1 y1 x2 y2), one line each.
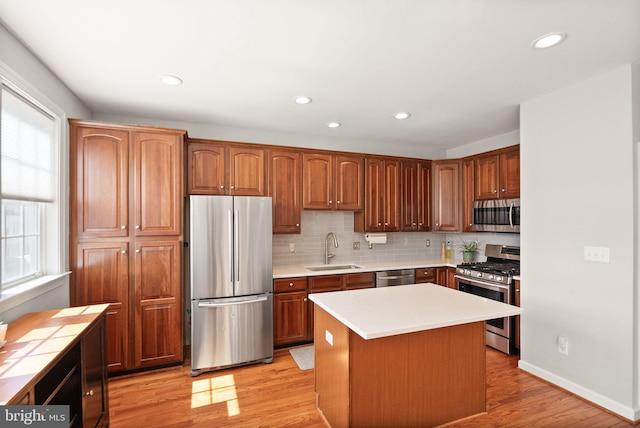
456 244 520 286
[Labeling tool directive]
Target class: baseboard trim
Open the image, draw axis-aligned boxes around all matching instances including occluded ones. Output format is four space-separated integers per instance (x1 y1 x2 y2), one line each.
518 359 638 423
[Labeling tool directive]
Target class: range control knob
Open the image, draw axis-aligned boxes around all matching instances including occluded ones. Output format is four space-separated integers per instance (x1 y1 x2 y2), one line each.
495 276 503 282
488 274 494 281
476 272 483 278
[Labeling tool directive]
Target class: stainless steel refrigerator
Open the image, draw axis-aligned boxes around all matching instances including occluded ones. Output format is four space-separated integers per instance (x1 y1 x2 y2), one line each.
189 195 273 376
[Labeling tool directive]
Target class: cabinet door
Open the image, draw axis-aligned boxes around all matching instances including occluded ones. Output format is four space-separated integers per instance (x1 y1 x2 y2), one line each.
335 155 363 210
475 154 500 200
72 127 129 238
344 272 375 290
401 161 418 231
462 159 475 232
500 149 520 198
361 158 384 231
417 161 432 231
186 143 226 195
383 160 401 232
133 132 183 236
303 153 333 209
433 162 460 232
82 314 109 428
274 291 309 346
269 150 301 234
75 242 129 373
134 240 183 368
229 146 265 195
436 268 448 287
447 267 457 289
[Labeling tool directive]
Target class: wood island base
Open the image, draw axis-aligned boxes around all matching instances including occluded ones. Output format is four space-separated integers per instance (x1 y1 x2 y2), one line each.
314 306 487 427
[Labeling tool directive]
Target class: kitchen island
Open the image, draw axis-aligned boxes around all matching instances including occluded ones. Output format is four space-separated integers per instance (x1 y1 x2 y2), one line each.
309 283 523 427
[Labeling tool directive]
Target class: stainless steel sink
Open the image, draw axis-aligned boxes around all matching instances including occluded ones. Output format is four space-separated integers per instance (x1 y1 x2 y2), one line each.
305 264 364 272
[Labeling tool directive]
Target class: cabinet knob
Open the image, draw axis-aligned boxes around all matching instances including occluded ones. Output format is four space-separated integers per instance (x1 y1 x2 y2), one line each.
121 225 126 230
296 223 300 227
329 200 332 204
135 225 140 229
289 282 294 287
85 389 94 396
412 222 416 227
303 298 308 302
220 185 224 189
436 223 440 226
121 250 126 254
230 185 235 190
337 200 341 205
493 189 497 193
501 188 506 192
135 249 140 254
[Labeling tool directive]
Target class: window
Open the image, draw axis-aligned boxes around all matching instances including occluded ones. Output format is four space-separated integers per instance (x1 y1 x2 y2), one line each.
1 84 59 291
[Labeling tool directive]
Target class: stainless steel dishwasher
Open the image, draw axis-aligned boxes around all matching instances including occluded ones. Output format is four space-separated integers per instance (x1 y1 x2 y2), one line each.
375 269 415 287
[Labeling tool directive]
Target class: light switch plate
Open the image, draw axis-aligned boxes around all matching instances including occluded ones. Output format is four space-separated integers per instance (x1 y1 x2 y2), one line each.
584 246 610 263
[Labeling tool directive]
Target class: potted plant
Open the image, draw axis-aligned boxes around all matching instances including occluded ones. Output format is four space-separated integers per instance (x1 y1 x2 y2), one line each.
458 239 481 263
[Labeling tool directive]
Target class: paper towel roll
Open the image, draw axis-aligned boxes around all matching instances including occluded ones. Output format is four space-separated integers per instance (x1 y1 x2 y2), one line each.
364 233 387 244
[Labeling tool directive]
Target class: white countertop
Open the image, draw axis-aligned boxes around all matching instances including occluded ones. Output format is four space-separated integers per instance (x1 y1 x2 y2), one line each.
273 257 460 278
309 283 523 340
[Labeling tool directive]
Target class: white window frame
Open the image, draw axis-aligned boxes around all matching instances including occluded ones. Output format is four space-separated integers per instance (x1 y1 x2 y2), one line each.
0 62 69 314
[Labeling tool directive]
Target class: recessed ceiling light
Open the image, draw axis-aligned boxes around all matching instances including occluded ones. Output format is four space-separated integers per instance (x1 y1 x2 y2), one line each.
327 122 341 128
394 112 411 120
293 96 312 104
532 32 567 49
160 75 183 86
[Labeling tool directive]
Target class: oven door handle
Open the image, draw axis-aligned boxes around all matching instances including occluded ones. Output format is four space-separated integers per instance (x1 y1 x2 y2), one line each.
454 275 511 293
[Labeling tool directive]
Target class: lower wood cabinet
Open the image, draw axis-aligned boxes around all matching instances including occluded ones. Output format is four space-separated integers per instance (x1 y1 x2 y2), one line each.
274 272 375 347
273 278 309 346
415 267 457 289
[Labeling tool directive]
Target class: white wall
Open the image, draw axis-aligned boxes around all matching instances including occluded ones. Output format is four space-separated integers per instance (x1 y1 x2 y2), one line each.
446 129 519 159
519 64 639 420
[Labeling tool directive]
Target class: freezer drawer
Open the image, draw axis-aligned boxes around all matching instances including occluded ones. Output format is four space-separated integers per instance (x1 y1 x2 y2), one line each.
191 294 273 376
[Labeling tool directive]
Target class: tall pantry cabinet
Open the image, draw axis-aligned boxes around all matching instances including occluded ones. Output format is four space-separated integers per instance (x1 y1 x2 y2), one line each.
69 120 184 373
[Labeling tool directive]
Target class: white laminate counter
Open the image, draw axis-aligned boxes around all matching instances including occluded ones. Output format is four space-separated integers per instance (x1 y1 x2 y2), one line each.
309 283 523 340
273 257 460 279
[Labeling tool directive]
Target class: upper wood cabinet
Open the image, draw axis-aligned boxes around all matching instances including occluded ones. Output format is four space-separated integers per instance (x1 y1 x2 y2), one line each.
268 150 302 234
133 132 183 236
73 127 129 238
461 158 475 232
401 160 432 231
475 146 520 200
302 153 363 210
433 161 461 232
355 157 401 232
186 140 266 196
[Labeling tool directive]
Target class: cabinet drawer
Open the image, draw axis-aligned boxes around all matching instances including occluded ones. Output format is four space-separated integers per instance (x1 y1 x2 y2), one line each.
309 275 343 291
345 272 375 289
274 277 307 293
415 268 437 283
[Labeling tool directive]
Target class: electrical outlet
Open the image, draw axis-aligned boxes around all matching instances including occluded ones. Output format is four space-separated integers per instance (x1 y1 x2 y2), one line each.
289 243 295 253
584 246 610 263
426 239 430 247
557 335 569 355
353 241 360 250
325 330 333 346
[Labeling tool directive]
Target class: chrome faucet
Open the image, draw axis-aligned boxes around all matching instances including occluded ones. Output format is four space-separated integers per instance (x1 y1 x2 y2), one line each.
325 232 339 264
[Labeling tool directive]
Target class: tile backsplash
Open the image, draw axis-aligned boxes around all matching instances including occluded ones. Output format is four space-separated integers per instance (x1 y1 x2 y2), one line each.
272 211 520 266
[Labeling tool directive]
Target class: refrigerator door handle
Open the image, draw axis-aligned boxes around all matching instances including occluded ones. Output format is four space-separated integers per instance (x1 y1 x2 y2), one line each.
234 209 240 283
228 209 234 283
197 296 268 308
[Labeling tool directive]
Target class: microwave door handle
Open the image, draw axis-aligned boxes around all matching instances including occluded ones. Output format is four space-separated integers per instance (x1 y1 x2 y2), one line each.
509 202 514 229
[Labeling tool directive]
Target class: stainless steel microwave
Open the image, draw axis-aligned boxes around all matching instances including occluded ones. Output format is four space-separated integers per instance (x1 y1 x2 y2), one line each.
471 198 520 233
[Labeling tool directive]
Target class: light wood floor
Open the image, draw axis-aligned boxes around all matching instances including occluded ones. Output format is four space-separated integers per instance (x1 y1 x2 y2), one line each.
108 346 635 427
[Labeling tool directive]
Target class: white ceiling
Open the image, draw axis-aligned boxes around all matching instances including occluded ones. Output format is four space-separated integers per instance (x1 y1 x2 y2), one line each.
0 0 639 152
